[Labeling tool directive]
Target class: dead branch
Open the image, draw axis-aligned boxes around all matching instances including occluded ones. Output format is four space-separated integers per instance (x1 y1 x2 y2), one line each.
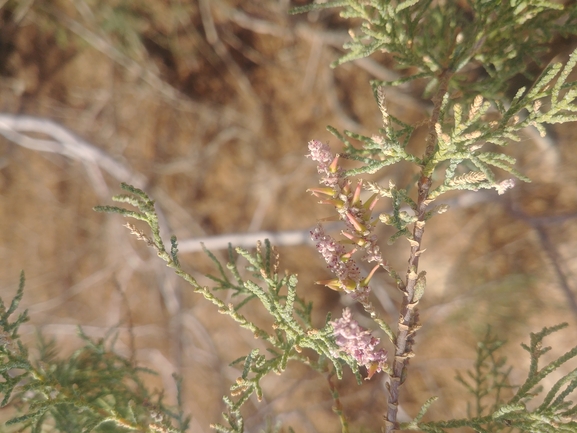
0 114 146 192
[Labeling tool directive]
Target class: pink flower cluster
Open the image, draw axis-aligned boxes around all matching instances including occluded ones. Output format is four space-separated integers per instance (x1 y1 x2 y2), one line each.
331 308 388 379
308 140 389 379
310 224 360 291
307 140 385 296
307 139 342 187
496 179 515 195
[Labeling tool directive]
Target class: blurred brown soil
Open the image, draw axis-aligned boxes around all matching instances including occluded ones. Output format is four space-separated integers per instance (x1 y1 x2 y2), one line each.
0 1 576 432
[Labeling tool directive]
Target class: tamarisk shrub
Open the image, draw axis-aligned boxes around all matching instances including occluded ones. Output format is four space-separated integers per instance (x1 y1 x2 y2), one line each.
2 1 577 432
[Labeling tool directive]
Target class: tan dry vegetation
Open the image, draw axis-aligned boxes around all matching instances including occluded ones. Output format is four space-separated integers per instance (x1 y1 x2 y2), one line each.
0 0 576 431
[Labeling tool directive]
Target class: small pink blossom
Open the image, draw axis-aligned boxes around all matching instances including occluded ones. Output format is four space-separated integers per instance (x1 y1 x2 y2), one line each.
307 139 334 168
310 224 360 289
307 140 342 187
496 179 515 195
307 139 386 299
331 308 388 379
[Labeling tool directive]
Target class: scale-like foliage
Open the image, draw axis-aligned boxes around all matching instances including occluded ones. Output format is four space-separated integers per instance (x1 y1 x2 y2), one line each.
3 1 577 432
95 183 367 433
291 0 577 99
0 274 189 432
406 325 577 432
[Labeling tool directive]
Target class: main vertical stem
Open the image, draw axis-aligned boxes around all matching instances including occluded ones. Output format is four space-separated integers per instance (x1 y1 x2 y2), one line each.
385 70 452 432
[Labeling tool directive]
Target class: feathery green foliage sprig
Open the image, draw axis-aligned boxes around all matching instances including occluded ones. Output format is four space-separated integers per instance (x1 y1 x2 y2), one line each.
327 46 577 202
291 0 577 98
0 273 189 432
0 271 29 408
455 329 513 421
407 324 577 432
95 183 368 433
293 1 577 432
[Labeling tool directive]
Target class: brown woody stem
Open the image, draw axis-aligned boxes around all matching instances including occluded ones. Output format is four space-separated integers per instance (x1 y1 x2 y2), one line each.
385 70 453 432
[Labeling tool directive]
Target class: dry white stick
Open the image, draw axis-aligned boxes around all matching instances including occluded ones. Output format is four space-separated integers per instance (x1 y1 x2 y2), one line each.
0 114 147 190
0 113 314 253
177 228 315 253
226 7 292 39
0 116 497 254
176 191 497 253
0 113 184 324
0 113 195 382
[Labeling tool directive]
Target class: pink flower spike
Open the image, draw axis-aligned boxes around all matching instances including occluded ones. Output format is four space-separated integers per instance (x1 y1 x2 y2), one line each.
363 193 379 212
329 154 340 173
319 198 345 208
341 248 358 262
331 308 388 378
307 187 337 197
310 224 361 285
346 211 367 233
341 230 367 247
340 231 357 241
352 180 363 206
307 140 342 187
361 264 380 286
307 140 334 165
316 279 344 291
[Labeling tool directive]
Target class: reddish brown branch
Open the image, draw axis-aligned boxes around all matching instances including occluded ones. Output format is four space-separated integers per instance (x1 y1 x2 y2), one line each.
385 70 453 432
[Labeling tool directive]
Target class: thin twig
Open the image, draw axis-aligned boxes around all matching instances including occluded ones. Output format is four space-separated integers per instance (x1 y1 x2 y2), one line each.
198 0 264 132
295 23 424 109
0 113 186 374
42 4 245 127
177 228 316 252
112 278 137 366
386 70 453 432
225 7 292 39
0 111 496 256
506 203 577 322
0 114 146 191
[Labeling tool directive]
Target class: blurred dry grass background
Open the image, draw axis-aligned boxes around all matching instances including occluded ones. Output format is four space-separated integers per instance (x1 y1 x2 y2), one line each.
0 1 576 431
